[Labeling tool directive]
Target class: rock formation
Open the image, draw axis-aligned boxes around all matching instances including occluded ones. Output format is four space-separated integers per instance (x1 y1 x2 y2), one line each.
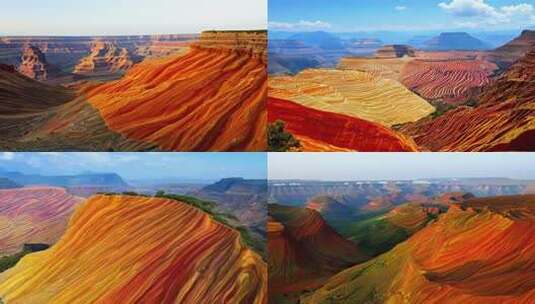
423 32 490 51
375 44 415 58
17 46 50 81
74 41 134 75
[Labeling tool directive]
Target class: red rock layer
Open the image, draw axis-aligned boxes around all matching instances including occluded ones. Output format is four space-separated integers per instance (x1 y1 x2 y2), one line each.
402 49 535 151
82 37 267 151
489 30 535 68
0 195 267 303
268 97 418 152
0 187 82 255
400 59 497 104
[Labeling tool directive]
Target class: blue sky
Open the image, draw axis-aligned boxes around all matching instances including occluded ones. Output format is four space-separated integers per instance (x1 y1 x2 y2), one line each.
0 0 266 36
269 153 535 181
269 0 535 31
0 152 267 181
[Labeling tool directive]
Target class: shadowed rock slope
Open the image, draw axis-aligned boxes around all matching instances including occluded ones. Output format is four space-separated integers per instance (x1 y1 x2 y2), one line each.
302 195 535 304
0 195 267 303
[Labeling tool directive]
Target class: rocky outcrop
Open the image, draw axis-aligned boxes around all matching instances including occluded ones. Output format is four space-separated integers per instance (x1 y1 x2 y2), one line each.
375 44 415 58
17 46 50 81
193 30 267 62
73 41 134 75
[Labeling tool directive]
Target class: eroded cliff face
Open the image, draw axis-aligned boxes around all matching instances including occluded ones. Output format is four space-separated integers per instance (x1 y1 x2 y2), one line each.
17 46 50 81
74 41 134 75
194 30 267 62
0 195 267 304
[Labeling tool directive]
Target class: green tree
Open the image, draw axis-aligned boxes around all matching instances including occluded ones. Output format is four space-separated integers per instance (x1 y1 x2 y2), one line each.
268 120 301 152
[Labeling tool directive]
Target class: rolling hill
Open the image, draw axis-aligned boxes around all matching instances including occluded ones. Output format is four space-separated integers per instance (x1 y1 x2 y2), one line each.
269 69 434 127
302 195 535 304
0 194 267 303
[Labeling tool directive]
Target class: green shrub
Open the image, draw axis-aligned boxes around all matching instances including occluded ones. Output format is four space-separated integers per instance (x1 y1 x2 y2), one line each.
268 120 301 152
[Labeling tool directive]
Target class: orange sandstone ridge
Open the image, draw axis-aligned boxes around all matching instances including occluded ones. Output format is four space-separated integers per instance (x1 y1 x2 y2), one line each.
0 187 82 255
17 46 50 81
0 195 267 303
268 97 418 151
80 31 267 151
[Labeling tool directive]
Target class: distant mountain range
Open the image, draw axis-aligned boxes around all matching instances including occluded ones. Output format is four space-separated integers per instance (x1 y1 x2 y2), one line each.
0 170 128 188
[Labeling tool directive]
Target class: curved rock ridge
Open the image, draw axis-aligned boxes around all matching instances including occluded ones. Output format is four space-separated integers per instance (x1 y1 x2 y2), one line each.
338 57 412 81
0 195 267 304
402 48 535 151
268 97 418 152
17 46 51 81
400 59 498 104
83 45 267 151
0 187 82 255
303 196 535 304
74 41 134 75
375 44 415 58
194 30 267 62
269 69 435 126
268 204 367 297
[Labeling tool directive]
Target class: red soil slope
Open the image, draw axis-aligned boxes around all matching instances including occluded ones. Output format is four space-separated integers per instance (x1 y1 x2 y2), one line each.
268 97 418 152
402 48 535 151
0 195 267 303
304 195 535 304
81 31 267 151
268 204 367 297
400 59 497 104
0 187 82 255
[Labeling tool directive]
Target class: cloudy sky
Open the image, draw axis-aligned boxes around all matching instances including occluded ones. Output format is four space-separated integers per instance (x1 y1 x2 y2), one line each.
269 153 535 181
269 0 535 31
0 153 267 181
1 0 266 35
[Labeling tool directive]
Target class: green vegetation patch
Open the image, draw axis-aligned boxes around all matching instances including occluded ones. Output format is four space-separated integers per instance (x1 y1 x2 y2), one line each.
0 243 50 273
268 120 301 152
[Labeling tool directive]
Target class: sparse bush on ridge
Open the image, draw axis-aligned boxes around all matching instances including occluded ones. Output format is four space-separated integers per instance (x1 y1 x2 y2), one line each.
268 120 301 152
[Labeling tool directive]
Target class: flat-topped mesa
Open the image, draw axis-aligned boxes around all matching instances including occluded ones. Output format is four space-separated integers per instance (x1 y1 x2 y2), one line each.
193 30 267 62
74 41 134 75
17 45 50 81
375 44 415 58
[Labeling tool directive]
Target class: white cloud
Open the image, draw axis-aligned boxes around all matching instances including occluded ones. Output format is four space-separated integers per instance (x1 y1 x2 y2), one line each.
0 152 14 160
395 6 407 11
269 20 332 31
439 0 535 27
